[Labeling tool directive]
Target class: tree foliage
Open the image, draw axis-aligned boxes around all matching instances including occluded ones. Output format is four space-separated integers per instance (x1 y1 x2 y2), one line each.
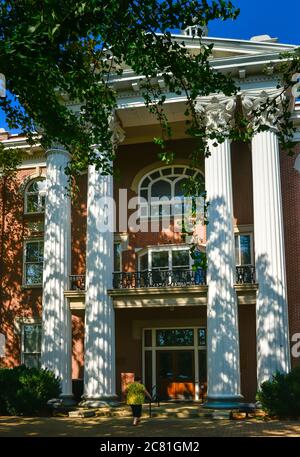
0 0 299 181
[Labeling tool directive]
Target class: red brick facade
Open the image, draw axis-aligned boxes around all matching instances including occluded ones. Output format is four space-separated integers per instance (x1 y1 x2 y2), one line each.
0 137 299 401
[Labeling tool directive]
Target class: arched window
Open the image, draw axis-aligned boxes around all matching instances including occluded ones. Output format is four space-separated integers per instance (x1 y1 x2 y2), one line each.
138 165 204 217
25 178 46 214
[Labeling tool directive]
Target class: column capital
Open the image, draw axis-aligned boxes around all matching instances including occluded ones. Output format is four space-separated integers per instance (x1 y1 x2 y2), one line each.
195 95 236 134
46 145 71 160
240 89 285 133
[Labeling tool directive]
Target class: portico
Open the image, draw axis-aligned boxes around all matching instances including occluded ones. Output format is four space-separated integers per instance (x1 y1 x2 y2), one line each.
40 67 291 405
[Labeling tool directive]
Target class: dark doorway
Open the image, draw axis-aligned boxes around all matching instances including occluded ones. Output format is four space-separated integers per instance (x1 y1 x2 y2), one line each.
156 350 195 400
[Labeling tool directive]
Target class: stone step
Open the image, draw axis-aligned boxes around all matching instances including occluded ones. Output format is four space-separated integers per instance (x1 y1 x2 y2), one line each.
67 403 260 420
69 409 95 418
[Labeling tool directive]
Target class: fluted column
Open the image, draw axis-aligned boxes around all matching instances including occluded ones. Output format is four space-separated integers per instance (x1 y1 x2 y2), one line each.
83 166 115 404
204 138 242 407
41 148 73 400
252 130 291 387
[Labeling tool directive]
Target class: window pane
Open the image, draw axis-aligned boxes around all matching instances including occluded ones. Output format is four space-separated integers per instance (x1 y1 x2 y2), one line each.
141 177 150 187
144 329 152 347
26 194 39 213
198 328 206 346
157 351 173 378
26 264 43 284
174 167 184 175
235 235 240 265
152 251 168 269
156 328 194 346
198 350 207 383
174 179 187 197
38 242 44 261
27 181 39 193
151 180 171 199
40 195 45 211
26 242 40 262
172 250 190 268
140 253 148 271
24 354 41 369
240 235 251 265
140 189 148 200
161 168 172 176
150 171 160 180
150 204 159 218
186 168 195 176
24 325 41 352
177 351 194 380
114 243 121 272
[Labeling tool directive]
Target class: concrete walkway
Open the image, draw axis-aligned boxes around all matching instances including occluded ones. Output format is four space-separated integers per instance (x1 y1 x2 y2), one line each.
0 416 300 437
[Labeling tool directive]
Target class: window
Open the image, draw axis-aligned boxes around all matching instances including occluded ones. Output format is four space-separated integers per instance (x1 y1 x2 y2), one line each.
25 178 46 214
24 240 44 285
22 323 42 368
138 166 204 218
172 250 190 271
235 234 253 265
152 251 169 271
140 253 148 271
156 328 194 347
138 246 192 272
114 243 122 272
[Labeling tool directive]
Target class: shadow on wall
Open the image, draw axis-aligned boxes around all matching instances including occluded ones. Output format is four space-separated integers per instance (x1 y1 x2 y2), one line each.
0 174 42 368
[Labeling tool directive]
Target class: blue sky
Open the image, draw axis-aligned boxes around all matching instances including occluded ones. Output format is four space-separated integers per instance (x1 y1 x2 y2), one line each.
1 0 299 132
209 0 300 44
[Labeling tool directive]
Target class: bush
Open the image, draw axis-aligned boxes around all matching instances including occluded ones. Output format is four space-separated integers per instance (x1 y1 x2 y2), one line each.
0 365 61 416
257 366 300 419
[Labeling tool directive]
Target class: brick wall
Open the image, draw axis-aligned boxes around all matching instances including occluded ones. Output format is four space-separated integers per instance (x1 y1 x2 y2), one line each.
280 144 300 367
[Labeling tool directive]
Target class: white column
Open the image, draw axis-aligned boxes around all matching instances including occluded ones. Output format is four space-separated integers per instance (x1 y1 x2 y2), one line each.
41 148 73 400
252 130 291 387
205 139 242 407
83 165 116 405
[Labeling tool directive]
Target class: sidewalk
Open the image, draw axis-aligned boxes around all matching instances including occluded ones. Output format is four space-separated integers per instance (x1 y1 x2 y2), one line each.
0 416 300 437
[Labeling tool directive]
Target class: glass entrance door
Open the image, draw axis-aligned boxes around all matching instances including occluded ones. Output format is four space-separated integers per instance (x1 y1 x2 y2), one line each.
156 350 195 400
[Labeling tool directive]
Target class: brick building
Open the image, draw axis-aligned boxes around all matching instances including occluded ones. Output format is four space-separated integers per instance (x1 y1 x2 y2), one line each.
0 31 300 407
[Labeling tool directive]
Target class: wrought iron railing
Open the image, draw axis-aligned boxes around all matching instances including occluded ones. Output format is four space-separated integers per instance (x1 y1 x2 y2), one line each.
112 266 255 289
113 268 207 289
68 266 255 291
235 265 256 284
69 274 86 291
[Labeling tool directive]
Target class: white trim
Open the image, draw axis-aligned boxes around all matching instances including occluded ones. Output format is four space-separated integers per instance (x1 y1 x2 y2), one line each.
142 326 207 401
21 321 42 366
234 232 254 266
23 238 44 286
138 165 204 220
24 177 46 215
138 244 193 271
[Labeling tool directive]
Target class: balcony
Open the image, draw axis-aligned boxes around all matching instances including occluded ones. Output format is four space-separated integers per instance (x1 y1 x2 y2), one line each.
66 266 257 310
68 265 255 291
113 269 206 289
113 266 255 289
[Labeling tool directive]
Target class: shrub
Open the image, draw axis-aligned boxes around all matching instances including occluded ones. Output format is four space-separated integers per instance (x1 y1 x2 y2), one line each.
0 365 61 416
257 366 300 419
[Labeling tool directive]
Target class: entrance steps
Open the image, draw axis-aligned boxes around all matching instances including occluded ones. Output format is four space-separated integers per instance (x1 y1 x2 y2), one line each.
66 402 238 419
